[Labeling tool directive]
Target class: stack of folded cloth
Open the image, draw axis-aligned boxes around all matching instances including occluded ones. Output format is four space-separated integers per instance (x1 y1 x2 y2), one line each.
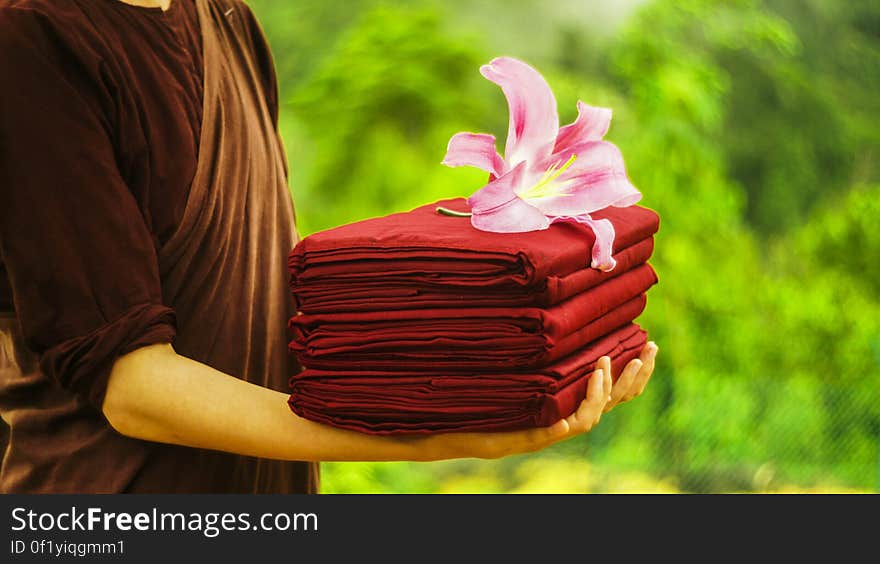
287 197 659 434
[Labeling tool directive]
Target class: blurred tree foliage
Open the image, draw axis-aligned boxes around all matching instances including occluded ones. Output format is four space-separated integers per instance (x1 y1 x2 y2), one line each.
248 0 879 492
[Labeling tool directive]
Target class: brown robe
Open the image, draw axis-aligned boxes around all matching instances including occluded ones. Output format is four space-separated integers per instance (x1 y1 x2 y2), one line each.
0 0 318 493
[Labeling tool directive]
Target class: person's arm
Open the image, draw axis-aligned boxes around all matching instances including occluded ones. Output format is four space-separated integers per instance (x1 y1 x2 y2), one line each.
103 342 657 462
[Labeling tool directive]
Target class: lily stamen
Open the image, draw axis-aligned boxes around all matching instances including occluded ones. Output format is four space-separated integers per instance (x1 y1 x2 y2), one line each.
519 154 578 200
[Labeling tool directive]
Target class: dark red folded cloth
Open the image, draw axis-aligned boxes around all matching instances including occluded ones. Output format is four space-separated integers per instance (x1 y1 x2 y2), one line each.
290 263 656 371
293 239 656 314
289 198 659 313
287 324 646 434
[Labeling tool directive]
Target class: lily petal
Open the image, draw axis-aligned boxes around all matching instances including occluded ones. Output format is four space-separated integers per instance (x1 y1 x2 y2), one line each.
551 214 617 271
580 216 617 271
554 101 612 152
471 197 551 233
564 140 641 208
480 57 558 168
442 132 506 177
529 141 641 216
545 139 623 170
467 162 549 232
467 161 526 214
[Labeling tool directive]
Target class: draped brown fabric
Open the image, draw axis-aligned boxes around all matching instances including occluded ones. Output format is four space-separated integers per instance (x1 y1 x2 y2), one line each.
133 0 319 494
0 0 317 493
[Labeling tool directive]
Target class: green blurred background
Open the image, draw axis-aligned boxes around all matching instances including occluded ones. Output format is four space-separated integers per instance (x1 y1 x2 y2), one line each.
249 0 880 493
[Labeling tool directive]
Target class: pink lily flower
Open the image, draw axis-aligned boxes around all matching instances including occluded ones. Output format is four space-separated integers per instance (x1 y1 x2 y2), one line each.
441 57 641 271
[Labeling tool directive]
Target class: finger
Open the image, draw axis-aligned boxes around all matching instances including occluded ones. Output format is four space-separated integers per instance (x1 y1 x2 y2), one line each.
545 417 570 440
569 368 607 433
622 343 657 401
597 359 612 423
566 368 601 432
586 367 608 428
624 342 658 402
566 368 601 430
598 356 612 392
604 358 642 413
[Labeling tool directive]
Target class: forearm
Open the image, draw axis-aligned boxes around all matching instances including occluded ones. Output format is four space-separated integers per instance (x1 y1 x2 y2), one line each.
102 343 441 462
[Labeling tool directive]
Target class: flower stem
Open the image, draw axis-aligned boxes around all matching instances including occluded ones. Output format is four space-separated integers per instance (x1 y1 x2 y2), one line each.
436 206 472 217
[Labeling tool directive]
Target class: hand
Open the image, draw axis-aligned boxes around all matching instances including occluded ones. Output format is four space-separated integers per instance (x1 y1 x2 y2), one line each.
421 341 658 460
603 340 658 413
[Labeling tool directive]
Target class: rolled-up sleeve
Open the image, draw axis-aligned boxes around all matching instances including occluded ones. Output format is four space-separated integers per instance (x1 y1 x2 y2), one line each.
0 10 176 409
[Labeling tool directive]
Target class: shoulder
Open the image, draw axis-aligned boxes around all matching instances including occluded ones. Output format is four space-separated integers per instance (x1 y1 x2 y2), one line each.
208 0 271 51
207 0 280 113
0 0 97 42
210 0 260 22
0 1 117 129
0 1 63 51
0 1 108 73
201 0 274 69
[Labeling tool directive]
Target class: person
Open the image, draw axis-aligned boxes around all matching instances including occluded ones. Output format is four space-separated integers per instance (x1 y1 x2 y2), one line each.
0 0 658 494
